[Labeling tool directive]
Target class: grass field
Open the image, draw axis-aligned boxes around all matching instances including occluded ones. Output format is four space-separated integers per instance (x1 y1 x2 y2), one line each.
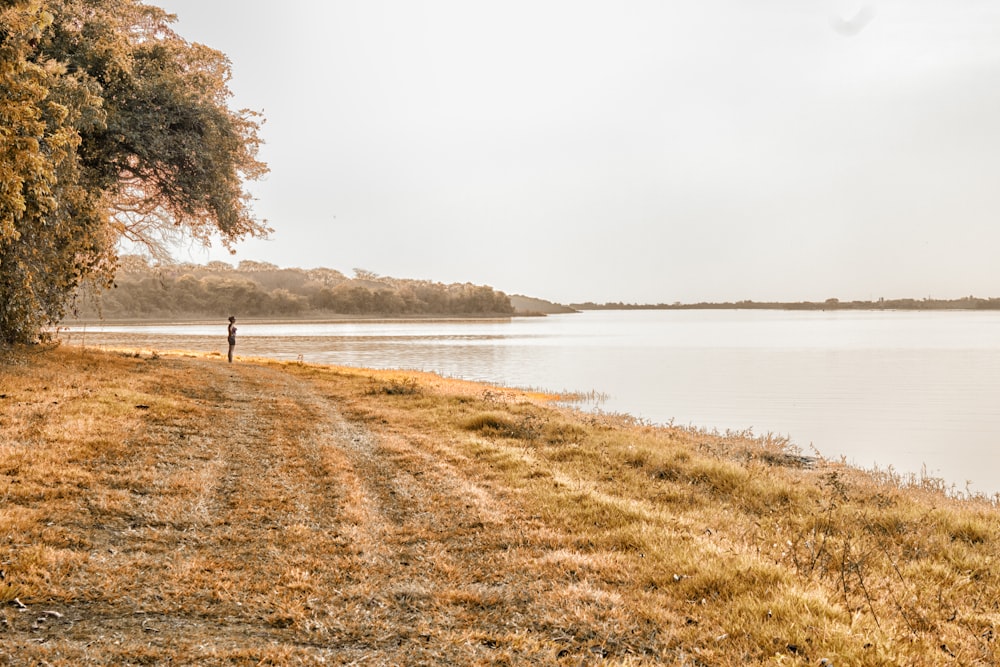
1 345 998 665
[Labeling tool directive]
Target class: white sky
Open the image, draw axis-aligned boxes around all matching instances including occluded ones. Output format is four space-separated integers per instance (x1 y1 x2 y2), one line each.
155 0 1000 304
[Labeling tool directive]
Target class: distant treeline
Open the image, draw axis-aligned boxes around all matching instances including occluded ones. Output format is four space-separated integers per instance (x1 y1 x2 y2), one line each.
571 297 1000 311
73 257 514 320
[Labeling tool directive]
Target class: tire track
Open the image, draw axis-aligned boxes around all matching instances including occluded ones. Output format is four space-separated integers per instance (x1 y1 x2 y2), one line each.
4 357 562 665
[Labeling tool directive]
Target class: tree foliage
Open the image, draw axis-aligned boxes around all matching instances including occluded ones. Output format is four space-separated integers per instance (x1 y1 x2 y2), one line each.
0 0 266 344
75 258 515 319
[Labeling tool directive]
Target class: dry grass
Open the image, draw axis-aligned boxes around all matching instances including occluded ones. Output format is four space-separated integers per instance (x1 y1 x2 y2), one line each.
1 346 998 665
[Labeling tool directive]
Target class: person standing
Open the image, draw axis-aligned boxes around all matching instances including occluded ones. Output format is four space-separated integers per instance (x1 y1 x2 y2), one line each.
227 316 237 363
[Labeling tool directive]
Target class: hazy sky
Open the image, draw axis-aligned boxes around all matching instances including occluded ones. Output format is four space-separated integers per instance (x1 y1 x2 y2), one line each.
155 0 1000 304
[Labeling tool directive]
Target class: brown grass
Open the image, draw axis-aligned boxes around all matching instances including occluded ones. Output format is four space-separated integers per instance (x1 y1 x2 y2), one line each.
1 345 998 665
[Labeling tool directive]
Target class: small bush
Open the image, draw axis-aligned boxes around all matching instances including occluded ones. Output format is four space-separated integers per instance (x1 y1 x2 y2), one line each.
367 376 420 396
541 421 587 445
946 516 992 545
461 413 535 439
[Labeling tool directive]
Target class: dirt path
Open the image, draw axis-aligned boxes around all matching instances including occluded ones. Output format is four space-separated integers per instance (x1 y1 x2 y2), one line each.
2 358 588 665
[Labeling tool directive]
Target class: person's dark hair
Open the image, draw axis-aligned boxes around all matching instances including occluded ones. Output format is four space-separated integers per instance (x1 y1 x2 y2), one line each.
228 316 236 322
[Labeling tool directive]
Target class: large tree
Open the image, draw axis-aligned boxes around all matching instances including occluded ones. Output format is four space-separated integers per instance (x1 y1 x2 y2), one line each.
0 0 267 344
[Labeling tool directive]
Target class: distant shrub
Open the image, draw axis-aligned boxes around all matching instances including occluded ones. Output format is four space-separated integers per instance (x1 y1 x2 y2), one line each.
367 377 421 396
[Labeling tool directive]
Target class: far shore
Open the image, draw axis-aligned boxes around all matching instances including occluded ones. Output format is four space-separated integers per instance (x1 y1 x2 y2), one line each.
572 297 1000 311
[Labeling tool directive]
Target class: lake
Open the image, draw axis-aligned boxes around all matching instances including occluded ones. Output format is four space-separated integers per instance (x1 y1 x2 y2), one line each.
60 310 1000 496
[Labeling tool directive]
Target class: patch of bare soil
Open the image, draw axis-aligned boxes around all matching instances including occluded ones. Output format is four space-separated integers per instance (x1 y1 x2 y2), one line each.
2 358 621 665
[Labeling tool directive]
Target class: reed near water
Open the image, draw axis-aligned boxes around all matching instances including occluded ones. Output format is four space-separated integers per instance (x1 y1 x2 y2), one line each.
1 346 998 665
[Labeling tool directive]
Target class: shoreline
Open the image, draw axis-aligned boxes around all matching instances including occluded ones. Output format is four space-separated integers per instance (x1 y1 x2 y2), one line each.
51 312 1000 498
53 336 999 499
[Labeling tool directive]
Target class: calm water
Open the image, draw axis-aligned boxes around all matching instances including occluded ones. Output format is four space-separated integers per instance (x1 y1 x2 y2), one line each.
62 310 1000 495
